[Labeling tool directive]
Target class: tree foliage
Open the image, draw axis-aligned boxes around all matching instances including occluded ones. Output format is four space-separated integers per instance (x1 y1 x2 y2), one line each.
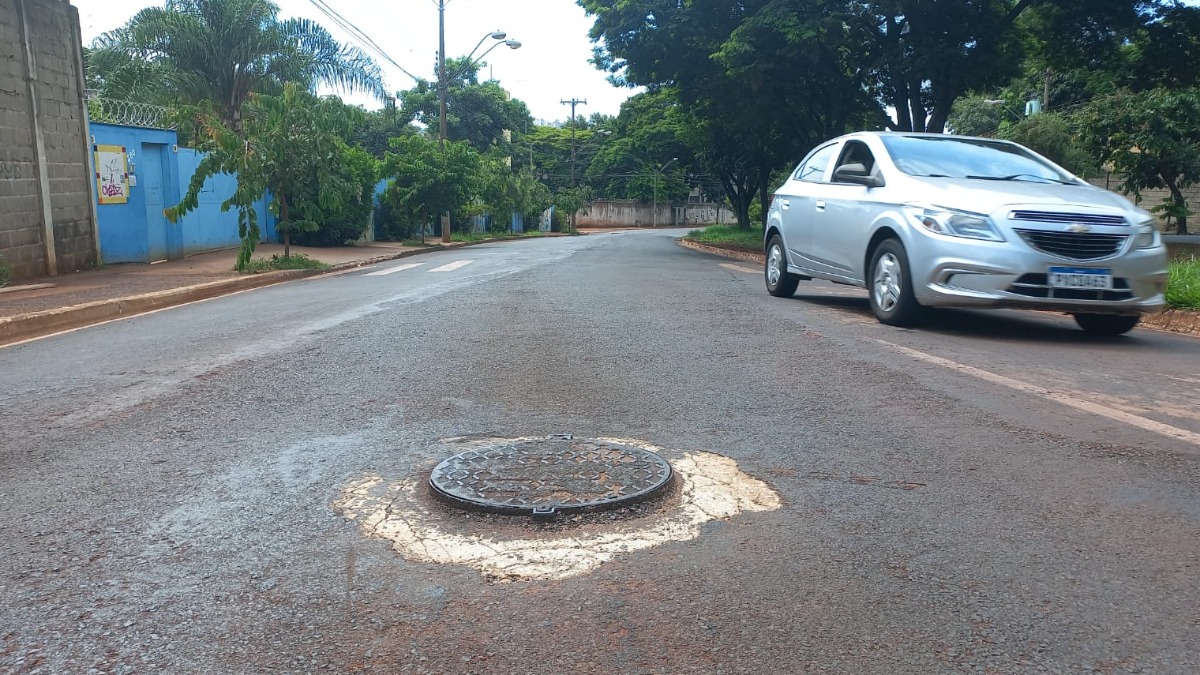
91 0 386 131
1076 87 1200 234
400 58 533 152
165 84 366 268
381 135 484 235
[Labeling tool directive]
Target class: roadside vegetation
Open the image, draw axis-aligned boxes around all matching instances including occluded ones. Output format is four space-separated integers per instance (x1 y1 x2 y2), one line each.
0 254 9 288
241 254 330 274
685 224 764 252
1168 257 1200 310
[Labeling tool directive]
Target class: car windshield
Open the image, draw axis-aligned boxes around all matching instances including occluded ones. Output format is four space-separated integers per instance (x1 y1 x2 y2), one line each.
880 135 1074 184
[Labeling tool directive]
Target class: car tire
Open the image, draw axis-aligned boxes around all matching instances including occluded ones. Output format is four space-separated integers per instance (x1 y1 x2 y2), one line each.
1073 313 1140 336
868 238 923 327
765 234 801 298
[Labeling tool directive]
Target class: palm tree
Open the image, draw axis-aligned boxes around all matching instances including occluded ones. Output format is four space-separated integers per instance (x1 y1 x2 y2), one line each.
91 0 387 132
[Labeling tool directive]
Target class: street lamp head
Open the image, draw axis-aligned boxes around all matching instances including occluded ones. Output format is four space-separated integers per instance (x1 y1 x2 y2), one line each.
489 31 507 40
505 40 522 49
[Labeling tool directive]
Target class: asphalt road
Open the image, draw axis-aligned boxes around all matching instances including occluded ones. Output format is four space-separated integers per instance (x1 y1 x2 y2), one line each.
2 230 1198 674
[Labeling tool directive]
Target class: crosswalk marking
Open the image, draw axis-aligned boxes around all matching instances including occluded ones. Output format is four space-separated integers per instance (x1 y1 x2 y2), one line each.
365 262 425 276
429 260 474 273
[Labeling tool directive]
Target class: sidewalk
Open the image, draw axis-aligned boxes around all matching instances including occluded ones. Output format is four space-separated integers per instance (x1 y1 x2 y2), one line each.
0 240 443 346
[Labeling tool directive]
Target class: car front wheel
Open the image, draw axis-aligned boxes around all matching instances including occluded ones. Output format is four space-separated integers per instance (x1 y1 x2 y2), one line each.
868 238 923 326
765 234 800 298
1073 313 1140 336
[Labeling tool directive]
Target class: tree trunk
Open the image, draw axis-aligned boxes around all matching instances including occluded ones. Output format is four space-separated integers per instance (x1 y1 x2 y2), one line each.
1167 182 1189 235
281 195 291 258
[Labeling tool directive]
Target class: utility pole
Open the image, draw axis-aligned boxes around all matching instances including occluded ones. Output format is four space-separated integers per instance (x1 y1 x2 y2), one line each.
560 97 586 231
438 0 450 242
560 98 586 187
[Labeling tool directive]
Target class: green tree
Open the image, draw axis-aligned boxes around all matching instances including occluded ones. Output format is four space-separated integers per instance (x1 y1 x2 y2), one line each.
1001 113 1096 176
581 0 875 228
349 105 418 159
400 58 532 152
381 135 484 235
291 144 380 247
1075 87 1200 234
92 0 386 132
166 84 361 268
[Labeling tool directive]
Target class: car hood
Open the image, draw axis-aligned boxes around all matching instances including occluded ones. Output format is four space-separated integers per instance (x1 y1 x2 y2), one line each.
910 177 1139 214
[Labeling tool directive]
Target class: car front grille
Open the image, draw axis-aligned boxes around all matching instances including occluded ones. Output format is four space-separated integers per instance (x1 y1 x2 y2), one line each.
1015 229 1128 261
1009 211 1128 226
1008 273 1134 301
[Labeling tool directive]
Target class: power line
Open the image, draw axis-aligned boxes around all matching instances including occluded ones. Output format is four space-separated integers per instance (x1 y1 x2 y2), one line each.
306 0 422 83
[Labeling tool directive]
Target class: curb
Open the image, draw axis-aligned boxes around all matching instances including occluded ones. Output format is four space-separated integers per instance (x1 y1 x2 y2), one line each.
676 238 1199 338
0 236 541 347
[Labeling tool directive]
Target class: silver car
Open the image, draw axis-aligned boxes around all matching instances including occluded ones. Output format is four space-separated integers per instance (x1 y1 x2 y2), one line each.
764 132 1170 335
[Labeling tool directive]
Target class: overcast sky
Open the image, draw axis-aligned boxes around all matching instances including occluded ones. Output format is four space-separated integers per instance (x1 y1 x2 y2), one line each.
70 0 638 124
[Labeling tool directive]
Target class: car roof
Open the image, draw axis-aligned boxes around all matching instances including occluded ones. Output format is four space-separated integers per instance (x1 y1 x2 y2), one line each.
836 131 1014 144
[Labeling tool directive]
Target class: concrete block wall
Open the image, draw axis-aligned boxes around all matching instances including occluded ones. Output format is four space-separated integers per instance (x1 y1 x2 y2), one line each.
0 0 96 281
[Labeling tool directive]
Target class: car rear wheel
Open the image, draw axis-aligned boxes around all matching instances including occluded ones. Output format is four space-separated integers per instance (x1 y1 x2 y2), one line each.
765 234 801 298
868 238 923 326
1073 313 1140 336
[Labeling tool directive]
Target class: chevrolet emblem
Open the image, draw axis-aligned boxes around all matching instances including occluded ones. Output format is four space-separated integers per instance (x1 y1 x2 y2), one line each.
1068 223 1091 233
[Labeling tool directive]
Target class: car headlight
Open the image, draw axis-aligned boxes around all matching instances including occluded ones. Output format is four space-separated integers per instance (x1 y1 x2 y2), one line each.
905 205 1004 242
1133 221 1160 249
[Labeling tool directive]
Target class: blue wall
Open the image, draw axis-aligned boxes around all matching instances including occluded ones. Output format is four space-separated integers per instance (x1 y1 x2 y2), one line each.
91 123 276 265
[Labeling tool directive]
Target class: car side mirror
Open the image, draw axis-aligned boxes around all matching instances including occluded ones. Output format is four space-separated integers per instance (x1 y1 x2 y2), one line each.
834 162 884 188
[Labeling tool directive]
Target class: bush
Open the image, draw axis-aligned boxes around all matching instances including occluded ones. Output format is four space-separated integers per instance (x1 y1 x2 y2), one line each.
0 254 9 287
374 185 430 241
291 145 379 247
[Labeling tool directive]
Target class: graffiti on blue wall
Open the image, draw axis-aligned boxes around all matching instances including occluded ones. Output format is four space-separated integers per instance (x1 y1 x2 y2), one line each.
90 122 276 264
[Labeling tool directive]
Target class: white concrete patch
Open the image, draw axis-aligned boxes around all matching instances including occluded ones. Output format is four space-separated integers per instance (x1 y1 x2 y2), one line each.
333 441 781 582
365 262 424 276
429 260 473 272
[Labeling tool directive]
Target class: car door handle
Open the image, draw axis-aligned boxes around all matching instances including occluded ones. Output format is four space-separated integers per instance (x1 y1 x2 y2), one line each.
780 199 790 210
815 200 826 211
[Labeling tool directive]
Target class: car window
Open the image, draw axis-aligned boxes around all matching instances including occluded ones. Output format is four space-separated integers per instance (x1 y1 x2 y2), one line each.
793 144 837 183
880 135 1072 184
834 141 877 177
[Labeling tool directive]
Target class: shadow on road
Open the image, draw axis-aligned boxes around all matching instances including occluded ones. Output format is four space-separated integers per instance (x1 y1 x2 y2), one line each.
787 290 1173 347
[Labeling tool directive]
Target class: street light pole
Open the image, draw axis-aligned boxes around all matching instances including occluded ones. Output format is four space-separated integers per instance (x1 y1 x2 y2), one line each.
652 157 678 228
435 2 517 243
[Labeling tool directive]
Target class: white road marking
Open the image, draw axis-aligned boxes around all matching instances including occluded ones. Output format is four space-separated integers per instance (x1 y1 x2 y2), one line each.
720 263 759 274
364 262 424 276
877 339 1200 450
429 260 473 273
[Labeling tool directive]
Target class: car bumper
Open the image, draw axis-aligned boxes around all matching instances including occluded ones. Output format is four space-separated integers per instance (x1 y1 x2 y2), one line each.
908 239 1169 315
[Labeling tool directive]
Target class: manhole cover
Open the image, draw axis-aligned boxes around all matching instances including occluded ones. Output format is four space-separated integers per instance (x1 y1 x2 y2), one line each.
429 436 674 517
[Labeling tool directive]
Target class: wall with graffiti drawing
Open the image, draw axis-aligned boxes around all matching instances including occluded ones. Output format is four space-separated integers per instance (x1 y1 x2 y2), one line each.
89 123 277 264
575 200 737 228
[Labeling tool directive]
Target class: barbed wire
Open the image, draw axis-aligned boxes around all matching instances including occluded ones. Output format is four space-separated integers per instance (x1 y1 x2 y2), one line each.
85 92 176 130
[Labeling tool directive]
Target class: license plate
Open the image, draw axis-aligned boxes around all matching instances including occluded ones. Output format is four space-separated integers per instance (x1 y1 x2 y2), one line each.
1048 266 1113 290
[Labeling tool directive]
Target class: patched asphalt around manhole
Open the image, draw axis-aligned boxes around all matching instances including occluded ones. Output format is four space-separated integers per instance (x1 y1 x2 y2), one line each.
429 435 674 517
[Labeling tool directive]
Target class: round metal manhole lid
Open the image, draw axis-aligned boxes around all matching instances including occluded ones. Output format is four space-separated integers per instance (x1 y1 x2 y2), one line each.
429 436 673 517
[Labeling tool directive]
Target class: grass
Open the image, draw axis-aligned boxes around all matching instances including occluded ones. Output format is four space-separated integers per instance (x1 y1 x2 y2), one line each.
1167 256 1200 310
241 253 330 274
449 230 549 243
685 223 764 251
